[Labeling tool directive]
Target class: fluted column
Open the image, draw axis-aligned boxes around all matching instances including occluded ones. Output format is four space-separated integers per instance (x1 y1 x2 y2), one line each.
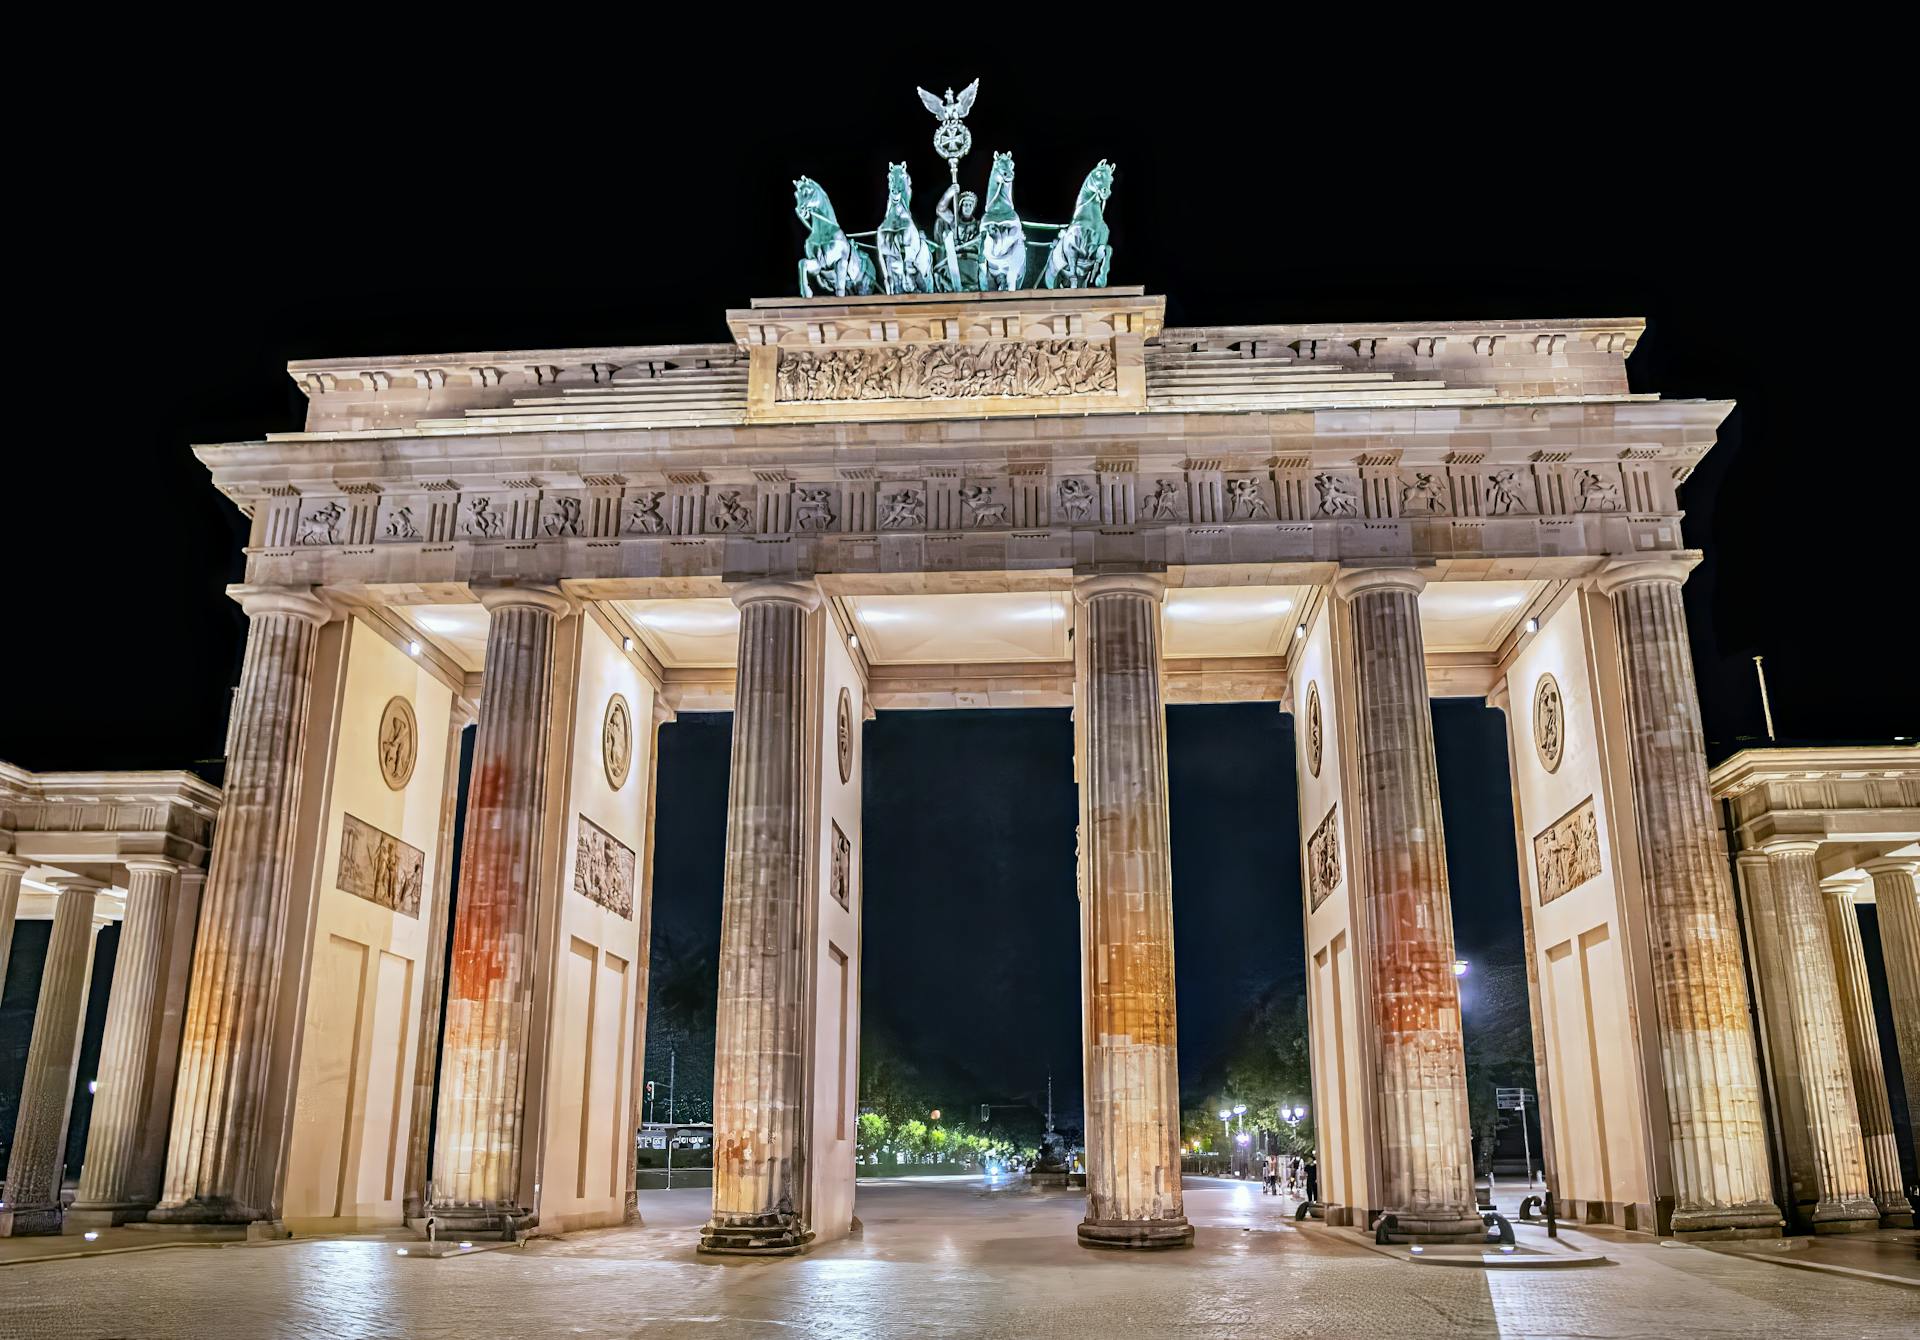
72 858 179 1224
0 854 29 995
625 696 674 1225
700 580 819 1256
1335 567 1480 1239
1821 875 1913 1228
1596 560 1779 1236
402 696 476 1222
0 876 103 1236
1073 573 1191 1250
429 586 568 1236
1757 843 1876 1231
151 586 330 1228
1862 857 1920 1172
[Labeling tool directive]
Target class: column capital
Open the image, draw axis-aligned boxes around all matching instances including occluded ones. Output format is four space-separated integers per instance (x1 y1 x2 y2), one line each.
1073 572 1164 603
0 852 32 877
1757 837 1824 857
729 578 822 612
1861 855 1920 879
1820 872 1870 900
227 584 332 624
45 873 105 896
1592 552 1703 596
1332 565 1426 600
475 583 574 618
1486 679 1513 715
120 855 182 878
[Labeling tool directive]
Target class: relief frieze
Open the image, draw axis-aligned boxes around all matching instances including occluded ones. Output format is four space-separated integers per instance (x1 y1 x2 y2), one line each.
1533 796 1602 905
573 814 636 919
1308 803 1341 911
773 339 1117 403
337 812 424 917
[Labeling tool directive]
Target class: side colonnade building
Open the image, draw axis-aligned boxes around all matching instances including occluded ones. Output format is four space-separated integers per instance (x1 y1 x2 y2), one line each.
4 287 1913 1248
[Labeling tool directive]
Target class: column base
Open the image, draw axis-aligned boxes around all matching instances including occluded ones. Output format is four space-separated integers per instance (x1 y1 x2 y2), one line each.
0 1204 65 1237
1077 1216 1194 1250
1029 1170 1072 1187
424 1206 535 1242
1810 1198 1883 1234
65 1202 155 1230
1670 1201 1783 1240
1372 1209 1486 1244
146 1195 266 1227
697 1213 814 1257
246 1219 293 1242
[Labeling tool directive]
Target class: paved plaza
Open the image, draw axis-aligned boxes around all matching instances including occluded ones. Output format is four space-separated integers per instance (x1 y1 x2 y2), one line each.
2 1177 1913 1338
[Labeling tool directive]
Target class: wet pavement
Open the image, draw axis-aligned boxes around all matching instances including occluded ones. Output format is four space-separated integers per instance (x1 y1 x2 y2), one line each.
0 1175 1914 1338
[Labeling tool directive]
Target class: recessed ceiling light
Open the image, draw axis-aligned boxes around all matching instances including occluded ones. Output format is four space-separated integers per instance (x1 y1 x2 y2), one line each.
407 640 422 656
1295 623 1307 640
1524 617 1539 634
848 634 860 650
622 636 634 653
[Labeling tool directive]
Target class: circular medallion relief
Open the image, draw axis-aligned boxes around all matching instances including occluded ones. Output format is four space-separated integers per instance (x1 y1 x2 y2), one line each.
1305 681 1324 778
1533 673 1565 774
377 696 418 791
836 687 854 785
603 693 633 791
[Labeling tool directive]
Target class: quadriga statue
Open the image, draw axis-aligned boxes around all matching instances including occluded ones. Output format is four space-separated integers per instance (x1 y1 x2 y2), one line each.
875 162 935 294
1041 160 1115 290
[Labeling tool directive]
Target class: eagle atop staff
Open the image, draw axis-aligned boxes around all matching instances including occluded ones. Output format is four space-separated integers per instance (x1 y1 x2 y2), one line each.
916 79 979 126
917 79 979 185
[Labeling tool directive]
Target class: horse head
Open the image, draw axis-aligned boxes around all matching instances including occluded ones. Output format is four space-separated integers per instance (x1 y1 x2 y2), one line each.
984 151 1017 222
1079 160 1116 209
794 176 834 226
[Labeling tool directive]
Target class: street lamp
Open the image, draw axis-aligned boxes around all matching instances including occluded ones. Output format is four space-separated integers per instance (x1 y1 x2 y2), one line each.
1453 959 1469 977
1217 1108 1231 1154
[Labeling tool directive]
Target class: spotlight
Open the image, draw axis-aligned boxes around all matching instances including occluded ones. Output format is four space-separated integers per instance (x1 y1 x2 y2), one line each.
88 1079 98 1095
407 640 422 657
1454 959 1470 977
84 1231 99 1242
397 1248 409 1256
1524 617 1539 634
848 634 859 650
1410 1245 1424 1254
622 636 634 653
459 1241 473 1250
1295 622 1307 640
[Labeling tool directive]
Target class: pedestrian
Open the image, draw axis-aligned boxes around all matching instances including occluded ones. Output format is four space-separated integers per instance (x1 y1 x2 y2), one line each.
1263 1152 1279 1195
1304 1156 1319 1205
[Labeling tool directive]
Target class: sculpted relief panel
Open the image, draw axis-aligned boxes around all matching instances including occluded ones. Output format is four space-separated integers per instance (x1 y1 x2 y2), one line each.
574 815 636 919
338 813 424 917
1308 803 1341 911
1533 796 1602 905
773 339 1117 402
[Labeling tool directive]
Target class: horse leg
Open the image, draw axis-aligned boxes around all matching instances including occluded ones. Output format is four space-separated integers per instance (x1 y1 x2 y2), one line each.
799 258 813 297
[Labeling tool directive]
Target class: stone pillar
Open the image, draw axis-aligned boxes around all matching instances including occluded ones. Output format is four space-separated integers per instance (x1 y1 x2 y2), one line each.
0 853 29 994
625 697 674 1225
429 587 568 1237
1821 875 1914 1228
151 586 330 1230
1073 573 1191 1250
1595 560 1779 1236
1862 857 1920 1172
1334 567 1480 1240
701 580 819 1256
0 876 103 1236
1755 843 1877 1232
402 696 476 1222
71 858 179 1225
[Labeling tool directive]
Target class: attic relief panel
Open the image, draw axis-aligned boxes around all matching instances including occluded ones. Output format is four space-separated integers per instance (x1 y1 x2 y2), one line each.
773 339 1117 402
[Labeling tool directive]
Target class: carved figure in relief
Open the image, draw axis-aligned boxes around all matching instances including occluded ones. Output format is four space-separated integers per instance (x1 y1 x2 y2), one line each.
960 484 1007 526
774 340 1116 403
1141 478 1181 520
711 490 755 532
977 152 1028 291
542 496 583 536
1575 469 1623 512
298 500 344 545
1058 478 1094 520
383 505 420 540
880 487 925 529
380 712 415 785
875 162 935 294
1042 160 1116 290
1313 474 1358 518
463 497 505 537
1401 472 1446 514
794 176 875 297
1307 804 1341 910
627 491 666 533
1486 469 1530 515
1533 798 1602 904
1226 478 1271 518
794 487 837 530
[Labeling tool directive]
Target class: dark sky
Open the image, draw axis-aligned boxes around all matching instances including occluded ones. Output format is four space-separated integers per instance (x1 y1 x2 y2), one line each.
8 46 1909 1120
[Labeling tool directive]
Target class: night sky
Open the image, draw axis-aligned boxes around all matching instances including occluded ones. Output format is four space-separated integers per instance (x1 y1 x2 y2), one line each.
8 53 1910 1131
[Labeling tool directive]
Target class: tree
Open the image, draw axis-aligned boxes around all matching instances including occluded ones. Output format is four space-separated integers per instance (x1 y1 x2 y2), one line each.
929 1125 952 1161
857 1111 890 1163
898 1118 930 1161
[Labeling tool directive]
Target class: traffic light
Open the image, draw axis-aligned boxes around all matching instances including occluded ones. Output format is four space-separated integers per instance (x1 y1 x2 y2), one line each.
646 1080 656 1102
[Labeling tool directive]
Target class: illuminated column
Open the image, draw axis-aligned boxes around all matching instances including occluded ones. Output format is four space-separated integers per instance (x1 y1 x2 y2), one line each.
625 696 674 1225
430 586 568 1237
1821 875 1914 1228
0 875 103 1236
1335 567 1480 1240
1595 560 1779 1236
1756 842 1876 1232
1862 857 1920 1171
151 586 330 1230
402 696 476 1221
701 580 819 1256
72 858 179 1224
1073 573 1191 1250
0 854 29 993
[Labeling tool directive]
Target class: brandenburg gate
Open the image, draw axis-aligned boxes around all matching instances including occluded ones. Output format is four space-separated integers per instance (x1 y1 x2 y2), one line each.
4 109 1916 1252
